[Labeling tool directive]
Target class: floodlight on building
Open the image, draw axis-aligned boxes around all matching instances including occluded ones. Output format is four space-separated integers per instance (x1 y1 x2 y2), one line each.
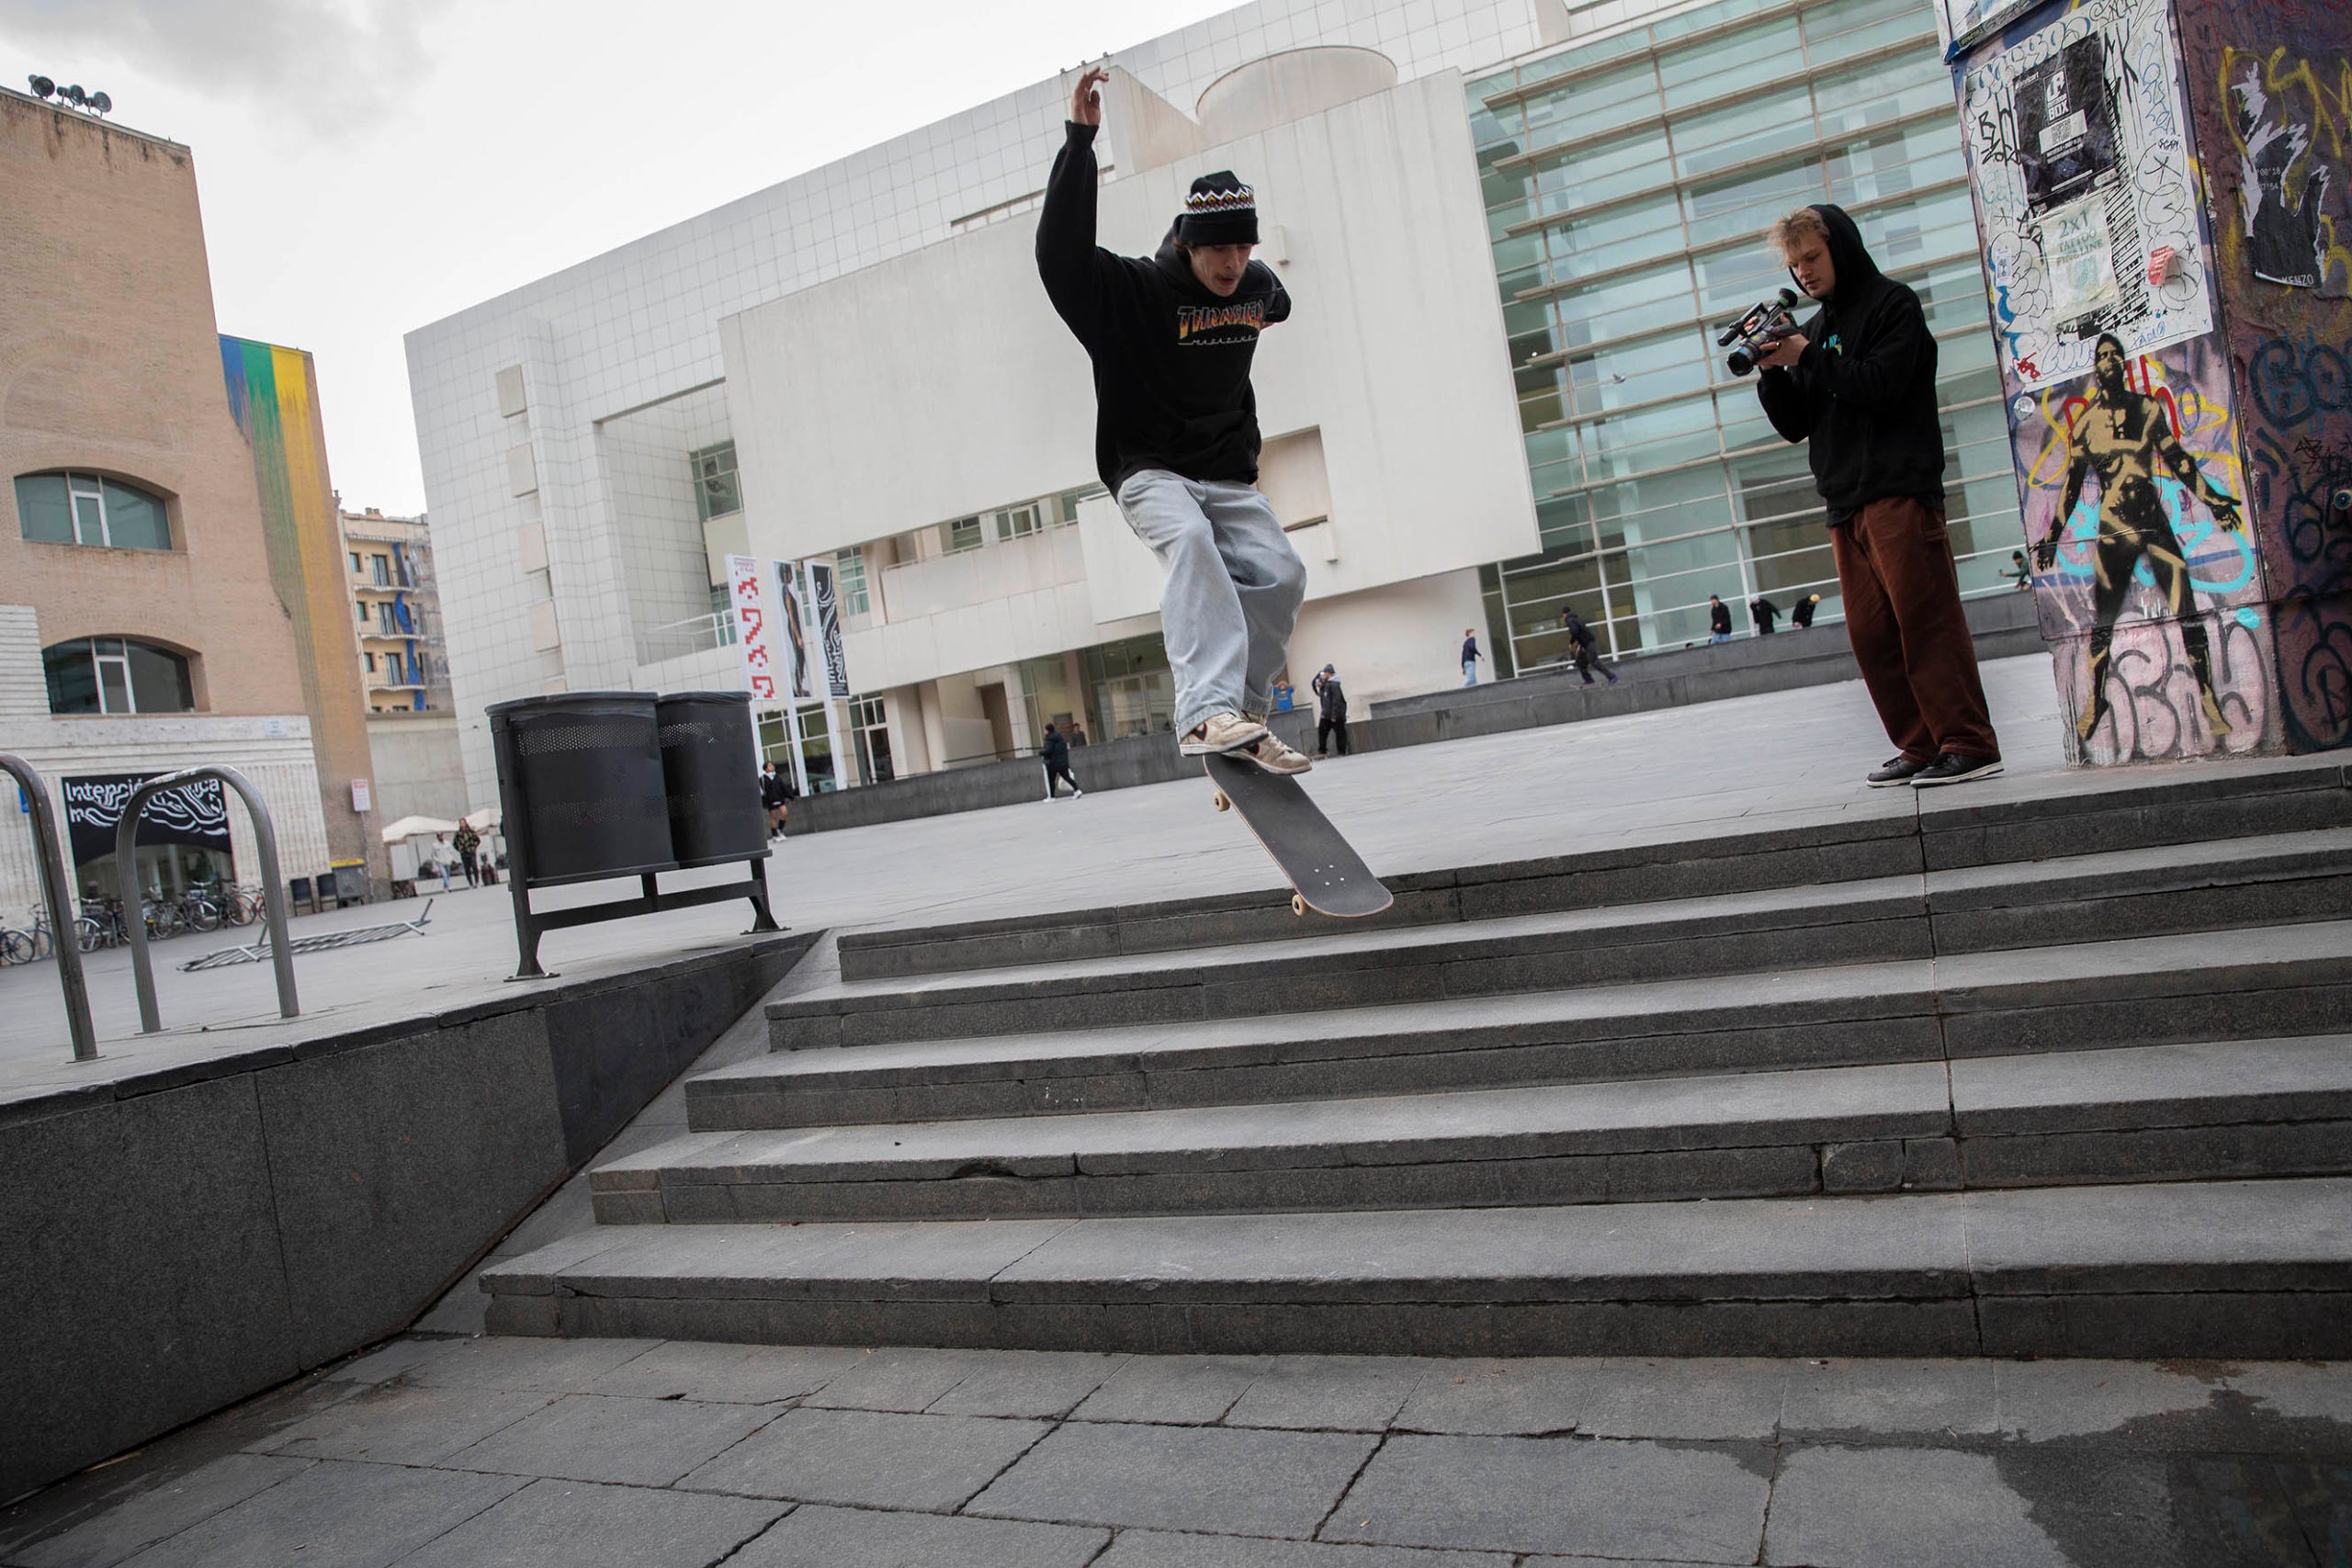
27 74 53 99
88 91 110 115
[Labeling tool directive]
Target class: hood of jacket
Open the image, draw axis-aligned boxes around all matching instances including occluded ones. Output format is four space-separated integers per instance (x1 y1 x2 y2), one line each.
1794 203 1885 310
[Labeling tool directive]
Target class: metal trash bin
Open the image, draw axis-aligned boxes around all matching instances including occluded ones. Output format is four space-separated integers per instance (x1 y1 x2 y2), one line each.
488 692 675 886
656 691 770 868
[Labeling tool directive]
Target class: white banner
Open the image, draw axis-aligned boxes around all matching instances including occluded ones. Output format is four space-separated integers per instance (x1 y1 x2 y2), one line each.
724 553 779 704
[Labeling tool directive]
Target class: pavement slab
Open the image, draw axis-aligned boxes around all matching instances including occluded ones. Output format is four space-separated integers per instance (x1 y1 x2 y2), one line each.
1781 1357 2001 1437
107 1460 526 1568
1095 1533 1514 1566
967 1421 1380 1536
581 1341 869 1404
393 1335 660 1393
1321 1432 1770 1562
676 1406 1049 1511
251 1384 558 1467
1221 1358 1431 1432
727 1504 1107 1568
439 1394 775 1487
1070 1357 1275 1425
1764 1445 2075 1568
383 1478 786 1568
922 1351 1132 1418
795 1345 1007 1410
0 1455 313 1568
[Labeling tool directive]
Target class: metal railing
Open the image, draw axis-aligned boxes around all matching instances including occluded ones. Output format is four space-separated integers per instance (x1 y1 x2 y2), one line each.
119 765 297 1032
1 753 96 1060
634 610 739 668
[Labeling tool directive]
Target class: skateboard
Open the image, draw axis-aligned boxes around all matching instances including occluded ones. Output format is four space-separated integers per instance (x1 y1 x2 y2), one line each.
1204 752 1393 919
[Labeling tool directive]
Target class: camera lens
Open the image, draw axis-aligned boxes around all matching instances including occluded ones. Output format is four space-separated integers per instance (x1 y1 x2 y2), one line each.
1727 350 1755 377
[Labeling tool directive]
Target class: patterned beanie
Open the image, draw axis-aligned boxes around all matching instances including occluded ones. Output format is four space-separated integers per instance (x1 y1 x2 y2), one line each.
1176 170 1258 246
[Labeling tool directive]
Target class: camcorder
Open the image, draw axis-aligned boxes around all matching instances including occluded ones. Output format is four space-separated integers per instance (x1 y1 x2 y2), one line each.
1717 288 1803 377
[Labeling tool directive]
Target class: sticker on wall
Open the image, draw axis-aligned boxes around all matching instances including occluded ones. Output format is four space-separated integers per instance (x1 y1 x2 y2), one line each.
1962 0 2214 390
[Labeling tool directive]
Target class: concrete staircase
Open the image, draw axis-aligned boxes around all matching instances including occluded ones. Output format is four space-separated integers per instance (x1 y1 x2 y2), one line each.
483 761 2352 1359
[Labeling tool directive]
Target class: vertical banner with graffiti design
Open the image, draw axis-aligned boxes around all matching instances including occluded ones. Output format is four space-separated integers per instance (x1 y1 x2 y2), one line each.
808 561 851 700
725 553 777 704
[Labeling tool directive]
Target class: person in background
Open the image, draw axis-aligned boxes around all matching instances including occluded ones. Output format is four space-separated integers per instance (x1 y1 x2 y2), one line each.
451 819 481 887
1791 592 1823 629
759 761 788 839
1708 595 1733 644
429 833 454 893
1069 722 1090 747
2004 548 2034 592
1041 722 1084 800
1750 594 1781 635
1559 605 1619 685
1460 628 1483 686
1272 677 1295 712
1313 664 1350 757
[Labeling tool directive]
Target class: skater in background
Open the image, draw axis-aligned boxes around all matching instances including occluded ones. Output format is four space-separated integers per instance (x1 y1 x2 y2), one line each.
1460 628 1483 686
759 761 788 839
1791 592 1822 629
1750 594 1781 635
1560 605 1618 685
1708 595 1733 643
1038 65 1311 776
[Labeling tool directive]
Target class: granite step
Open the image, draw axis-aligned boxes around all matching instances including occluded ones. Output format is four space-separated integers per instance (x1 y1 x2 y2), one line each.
597 1034 2352 1224
481 1175 2352 1359
771 829 2352 1050
693 921 2352 1132
834 761 2352 981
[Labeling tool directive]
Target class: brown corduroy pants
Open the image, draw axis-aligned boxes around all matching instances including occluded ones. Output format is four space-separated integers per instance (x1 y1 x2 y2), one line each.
1829 496 2001 761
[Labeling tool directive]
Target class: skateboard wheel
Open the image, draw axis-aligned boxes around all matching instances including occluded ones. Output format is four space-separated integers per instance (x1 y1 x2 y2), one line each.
1292 894 1306 917
1213 791 1231 812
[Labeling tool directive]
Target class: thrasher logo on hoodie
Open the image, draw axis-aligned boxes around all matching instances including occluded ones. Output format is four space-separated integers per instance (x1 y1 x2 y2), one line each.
1175 299 1270 344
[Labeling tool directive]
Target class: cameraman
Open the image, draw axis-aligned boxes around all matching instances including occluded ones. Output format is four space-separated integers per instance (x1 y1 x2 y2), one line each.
1753 205 2001 788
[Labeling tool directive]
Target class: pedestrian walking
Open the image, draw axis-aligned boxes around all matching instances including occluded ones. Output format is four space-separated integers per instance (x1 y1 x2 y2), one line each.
1750 594 1781 635
1791 592 1822 629
429 833 454 892
1313 664 1350 756
1708 595 1733 643
759 761 788 838
1755 203 2001 786
1559 606 1618 685
451 820 481 887
1069 722 1090 747
1038 66 1311 776
1460 629 1482 686
1041 723 1084 800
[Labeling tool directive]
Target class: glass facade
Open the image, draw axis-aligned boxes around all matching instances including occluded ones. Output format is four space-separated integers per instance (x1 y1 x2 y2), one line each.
1466 0 2019 676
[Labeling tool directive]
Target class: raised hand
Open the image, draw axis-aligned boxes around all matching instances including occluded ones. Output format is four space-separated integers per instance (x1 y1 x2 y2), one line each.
2031 531 2059 570
1070 66 1109 128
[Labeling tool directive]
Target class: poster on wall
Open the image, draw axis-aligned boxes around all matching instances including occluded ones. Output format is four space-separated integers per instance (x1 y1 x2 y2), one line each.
62 774 232 867
1962 0 2213 390
807 561 851 700
724 552 778 704
774 561 816 702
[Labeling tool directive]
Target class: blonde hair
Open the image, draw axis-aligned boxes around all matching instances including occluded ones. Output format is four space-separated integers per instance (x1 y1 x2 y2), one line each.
1767 207 1830 254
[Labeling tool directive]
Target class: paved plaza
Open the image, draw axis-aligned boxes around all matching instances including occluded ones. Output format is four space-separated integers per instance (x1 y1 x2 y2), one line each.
0 649 2098 1084
8 651 2352 1565
2 1334 2346 1566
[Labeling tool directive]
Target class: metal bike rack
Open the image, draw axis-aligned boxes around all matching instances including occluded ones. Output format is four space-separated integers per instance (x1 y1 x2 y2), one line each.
1 753 97 1061
118 765 298 1032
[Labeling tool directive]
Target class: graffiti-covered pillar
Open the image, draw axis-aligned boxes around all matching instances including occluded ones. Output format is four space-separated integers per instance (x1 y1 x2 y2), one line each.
1940 0 2347 761
2174 0 2352 752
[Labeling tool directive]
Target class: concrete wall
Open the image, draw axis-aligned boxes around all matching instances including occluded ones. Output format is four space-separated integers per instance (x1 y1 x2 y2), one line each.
363 710 470 825
0 929 815 1504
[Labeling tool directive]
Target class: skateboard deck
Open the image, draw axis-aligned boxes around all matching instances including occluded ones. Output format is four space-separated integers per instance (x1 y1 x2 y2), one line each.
1204 752 1393 919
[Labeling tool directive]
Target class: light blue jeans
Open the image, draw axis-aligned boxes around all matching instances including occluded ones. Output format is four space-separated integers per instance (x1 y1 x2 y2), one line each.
1462 660 1478 686
1117 469 1307 735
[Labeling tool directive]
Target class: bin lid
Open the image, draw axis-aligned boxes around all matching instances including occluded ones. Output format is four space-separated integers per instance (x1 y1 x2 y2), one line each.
485 690 657 719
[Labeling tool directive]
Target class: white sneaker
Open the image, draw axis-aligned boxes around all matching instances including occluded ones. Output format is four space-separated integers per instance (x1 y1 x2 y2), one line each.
1236 716 1312 775
1071 788 1084 797
1179 711 1270 755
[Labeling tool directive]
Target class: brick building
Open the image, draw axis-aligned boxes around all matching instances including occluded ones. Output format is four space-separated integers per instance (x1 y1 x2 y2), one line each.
0 87 350 918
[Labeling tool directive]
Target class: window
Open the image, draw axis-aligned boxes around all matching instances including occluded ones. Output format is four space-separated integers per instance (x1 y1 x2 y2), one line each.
365 652 377 673
370 554 390 584
42 637 194 715
691 441 741 522
944 515 983 553
356 599 368 624
348 551 361 573
836 547 869 616
14 472 171 549
1056 486 1105 525
994 503 1041 542
378 603 399 635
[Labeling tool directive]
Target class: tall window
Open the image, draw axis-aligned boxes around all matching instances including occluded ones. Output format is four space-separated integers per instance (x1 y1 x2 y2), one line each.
43 637 195 715
836 547 870 616
944 515 983 553
691 441 741 522
370 554 390 584
15 472 171 549
995 503 1041 542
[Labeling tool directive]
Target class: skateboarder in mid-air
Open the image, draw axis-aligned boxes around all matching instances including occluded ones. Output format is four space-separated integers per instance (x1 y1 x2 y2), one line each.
1038 66 1311 776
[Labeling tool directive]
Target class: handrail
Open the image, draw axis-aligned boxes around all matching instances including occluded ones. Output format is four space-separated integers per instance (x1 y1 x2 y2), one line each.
118 765 297 1032
0 753 96 1060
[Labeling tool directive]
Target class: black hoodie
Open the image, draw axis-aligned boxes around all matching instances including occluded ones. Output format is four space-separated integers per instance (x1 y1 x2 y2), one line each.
1037 121 1292 494
1755 205 1944 523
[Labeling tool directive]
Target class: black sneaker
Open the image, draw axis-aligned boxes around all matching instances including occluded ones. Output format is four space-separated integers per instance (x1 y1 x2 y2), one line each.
1866 755 1932 788
1911 751 2005 787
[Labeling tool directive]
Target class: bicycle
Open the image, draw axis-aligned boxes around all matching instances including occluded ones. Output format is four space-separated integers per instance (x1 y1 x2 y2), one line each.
174 890 222 933
0 921 32 964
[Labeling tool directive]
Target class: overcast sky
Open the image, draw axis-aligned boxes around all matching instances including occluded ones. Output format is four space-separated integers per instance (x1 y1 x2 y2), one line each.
1 0 1233 514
